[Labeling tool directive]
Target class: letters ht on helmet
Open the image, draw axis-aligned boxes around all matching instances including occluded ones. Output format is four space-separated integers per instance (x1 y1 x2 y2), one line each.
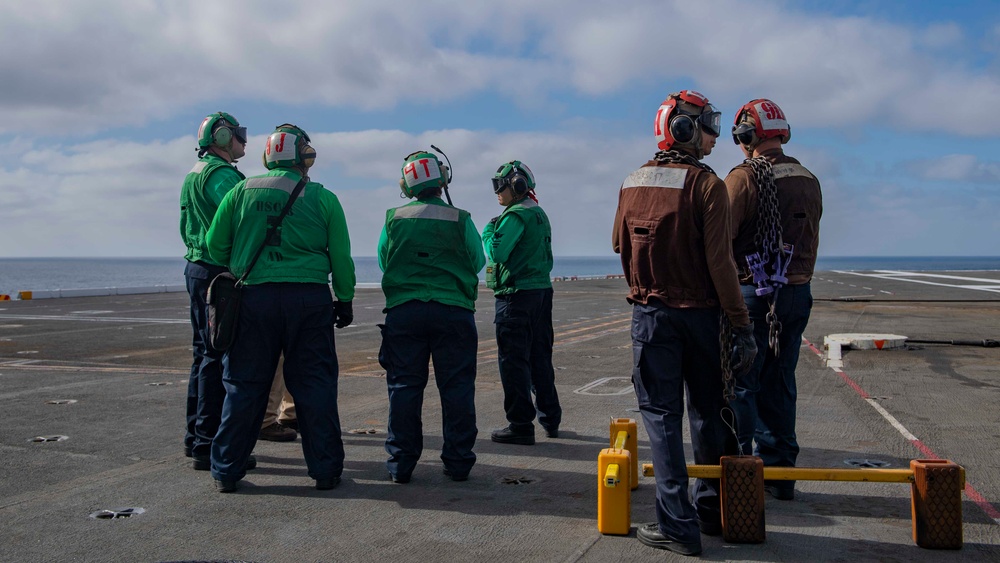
492 160 536 197
653 90 722 154
732 99 791 151
197 112 247 150
263 124 316 170
399 151 448 198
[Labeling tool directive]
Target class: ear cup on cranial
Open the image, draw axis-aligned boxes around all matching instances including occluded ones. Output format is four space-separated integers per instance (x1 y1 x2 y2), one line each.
300 144 317 168
509 174 528 196
213 126 232 147
668 115 696 144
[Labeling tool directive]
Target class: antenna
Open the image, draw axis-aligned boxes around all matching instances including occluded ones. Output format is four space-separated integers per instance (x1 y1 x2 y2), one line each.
431 144 454 205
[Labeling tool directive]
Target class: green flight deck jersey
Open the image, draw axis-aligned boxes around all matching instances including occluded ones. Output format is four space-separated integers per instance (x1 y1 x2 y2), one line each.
482 198 553 296
205 169 356 302
179 154 245 265
378 197 485 311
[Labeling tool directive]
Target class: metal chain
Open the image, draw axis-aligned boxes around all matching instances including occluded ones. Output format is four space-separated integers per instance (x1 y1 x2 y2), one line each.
719 312 736 404
653 150 717 175
747 156 784 355
747 157 782 265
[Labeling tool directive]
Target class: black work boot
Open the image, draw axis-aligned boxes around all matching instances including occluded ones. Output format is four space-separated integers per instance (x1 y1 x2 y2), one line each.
490 426 535 445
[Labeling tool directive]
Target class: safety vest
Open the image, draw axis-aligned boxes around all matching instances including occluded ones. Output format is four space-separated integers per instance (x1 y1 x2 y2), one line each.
381 201 480 311
488 200 553 296
180 155 244 264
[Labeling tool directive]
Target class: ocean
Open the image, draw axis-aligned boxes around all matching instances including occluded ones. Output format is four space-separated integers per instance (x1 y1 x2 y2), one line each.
0 256 998 294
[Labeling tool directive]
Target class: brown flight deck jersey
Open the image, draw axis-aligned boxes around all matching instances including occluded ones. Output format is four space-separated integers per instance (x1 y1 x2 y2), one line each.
612 160 750 328
726 149 823 286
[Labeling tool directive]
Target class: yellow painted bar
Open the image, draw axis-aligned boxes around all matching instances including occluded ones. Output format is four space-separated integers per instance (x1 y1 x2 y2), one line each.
605 463 620 487
642 463 927 484
613 431 628 451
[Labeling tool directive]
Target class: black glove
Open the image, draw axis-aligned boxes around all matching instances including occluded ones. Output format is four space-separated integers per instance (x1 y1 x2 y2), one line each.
488 216 500 227
333 300 354 329
731 322 758 376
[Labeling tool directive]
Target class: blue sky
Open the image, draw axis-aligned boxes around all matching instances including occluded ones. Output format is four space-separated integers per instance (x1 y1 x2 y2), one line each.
1 0 998 257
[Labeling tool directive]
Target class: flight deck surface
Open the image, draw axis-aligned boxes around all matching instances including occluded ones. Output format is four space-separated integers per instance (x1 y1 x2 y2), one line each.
1 271 998 562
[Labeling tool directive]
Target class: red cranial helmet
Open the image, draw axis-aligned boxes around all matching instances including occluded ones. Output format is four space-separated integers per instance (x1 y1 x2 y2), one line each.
654 90 722 153
732 98 791 149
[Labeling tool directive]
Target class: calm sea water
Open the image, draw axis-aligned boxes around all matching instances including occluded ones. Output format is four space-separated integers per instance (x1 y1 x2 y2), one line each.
0 256 998 293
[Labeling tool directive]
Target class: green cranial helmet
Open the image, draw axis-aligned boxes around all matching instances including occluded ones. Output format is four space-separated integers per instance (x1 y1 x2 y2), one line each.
263 123 315 170
197 112 246 149
399 150 447 198
492 160 536 196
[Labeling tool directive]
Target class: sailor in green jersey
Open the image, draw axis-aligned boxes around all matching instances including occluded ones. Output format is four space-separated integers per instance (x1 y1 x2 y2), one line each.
179 112 247 469
205 124 356 493
378 150 485 484
482 160 561 445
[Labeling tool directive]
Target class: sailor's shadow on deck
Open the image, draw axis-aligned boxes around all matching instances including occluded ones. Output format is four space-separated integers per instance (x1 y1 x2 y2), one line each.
232 460 598 520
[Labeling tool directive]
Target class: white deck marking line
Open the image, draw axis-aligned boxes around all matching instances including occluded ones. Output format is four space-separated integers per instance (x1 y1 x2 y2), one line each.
832 270 1000 294
869 271 1000 283
804 338 1000 525
865 398 918 440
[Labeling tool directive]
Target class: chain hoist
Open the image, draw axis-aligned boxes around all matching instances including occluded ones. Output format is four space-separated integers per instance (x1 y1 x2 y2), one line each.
744 156 791 355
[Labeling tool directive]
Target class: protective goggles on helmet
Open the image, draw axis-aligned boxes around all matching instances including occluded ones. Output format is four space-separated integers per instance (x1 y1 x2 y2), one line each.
731 121 755 145
697 107 722 137
491 177 511 194
230 126 248 145
492 160 534 194
492 162 513 193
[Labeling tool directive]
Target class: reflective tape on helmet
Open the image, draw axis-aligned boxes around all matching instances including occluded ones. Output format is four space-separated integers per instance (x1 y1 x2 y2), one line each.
402 157 443 189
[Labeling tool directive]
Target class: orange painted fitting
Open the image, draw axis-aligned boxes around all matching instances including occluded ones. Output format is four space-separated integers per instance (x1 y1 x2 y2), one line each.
720 456 766 543
910 459 964 549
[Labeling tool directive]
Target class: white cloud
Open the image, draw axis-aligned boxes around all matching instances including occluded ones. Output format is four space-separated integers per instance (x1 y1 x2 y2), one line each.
2 1 997 259
3 128 996 259
903 154 1000 184
2 0 998 136
819 176 1000 256
0 129 646 257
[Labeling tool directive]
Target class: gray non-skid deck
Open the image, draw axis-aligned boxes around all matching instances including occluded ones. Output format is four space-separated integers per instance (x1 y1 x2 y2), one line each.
1 271 998 562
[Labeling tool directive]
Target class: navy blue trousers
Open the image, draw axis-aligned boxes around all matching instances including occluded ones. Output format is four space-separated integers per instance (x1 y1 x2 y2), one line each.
494 288 561 433
379 300 478 479
184 260 227 458
631 302 737 544
732 283 812 490
210 283 344 483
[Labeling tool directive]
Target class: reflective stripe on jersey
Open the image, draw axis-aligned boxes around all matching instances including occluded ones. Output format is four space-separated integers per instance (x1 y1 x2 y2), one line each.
772 163 815 180
245 175 301 194
622 167 688 190
393 204 461 222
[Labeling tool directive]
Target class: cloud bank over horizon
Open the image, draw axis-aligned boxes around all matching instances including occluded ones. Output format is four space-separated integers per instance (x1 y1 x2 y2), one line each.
1 0 997 257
